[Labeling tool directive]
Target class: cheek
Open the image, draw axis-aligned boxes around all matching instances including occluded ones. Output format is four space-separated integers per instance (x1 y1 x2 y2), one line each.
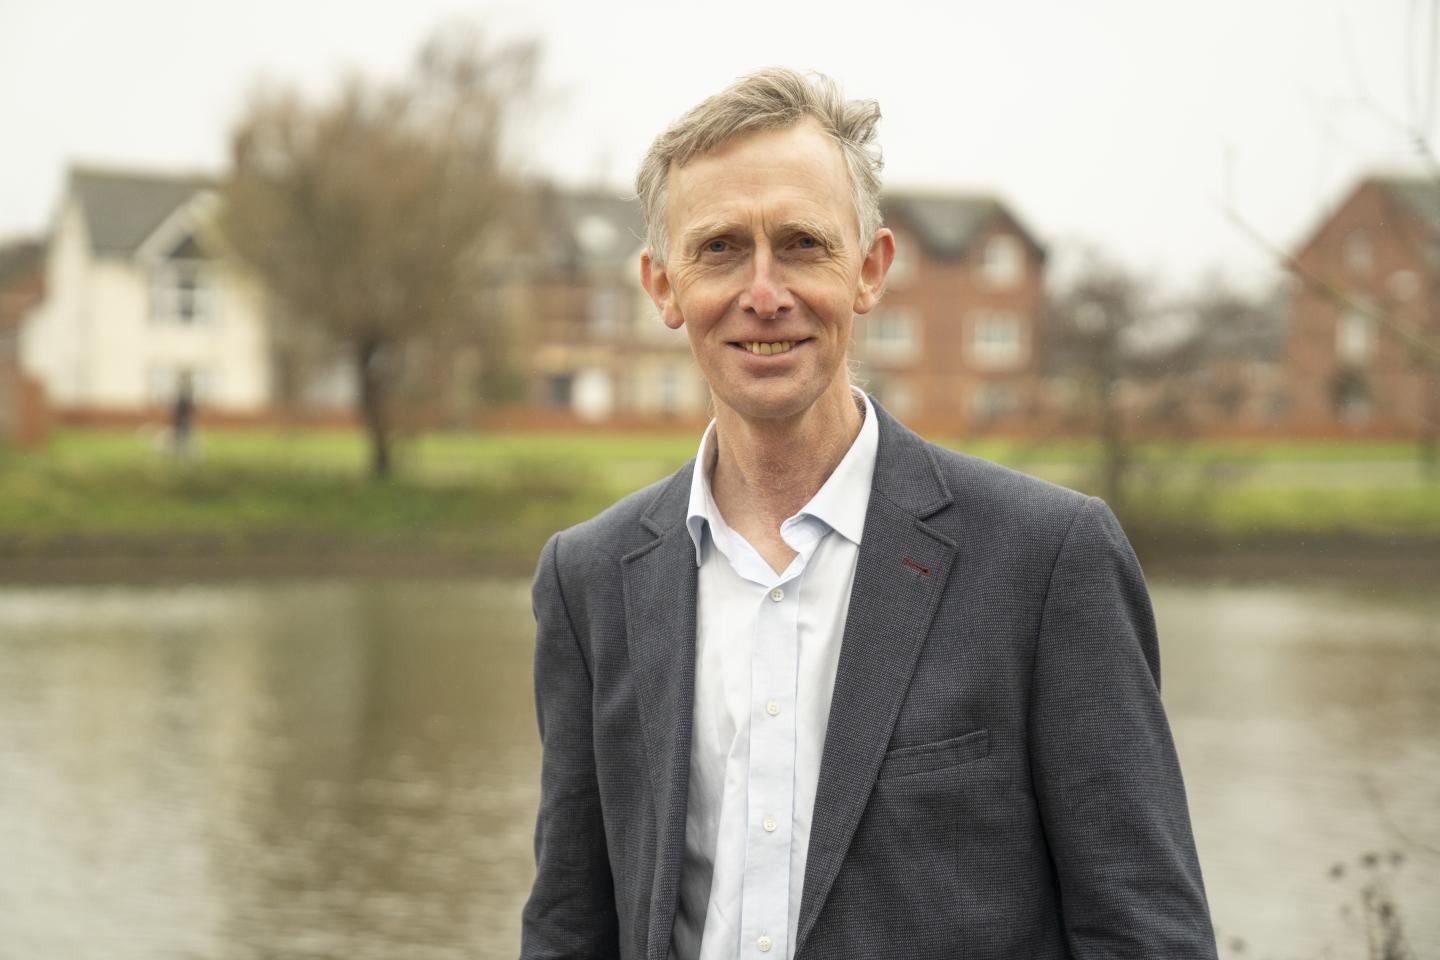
677 289 734 336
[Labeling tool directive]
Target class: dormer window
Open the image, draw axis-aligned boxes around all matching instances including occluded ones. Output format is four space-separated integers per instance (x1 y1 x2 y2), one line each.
152 232 215 325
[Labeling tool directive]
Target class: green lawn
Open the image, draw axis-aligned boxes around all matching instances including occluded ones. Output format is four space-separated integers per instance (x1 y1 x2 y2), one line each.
1 427 1436 570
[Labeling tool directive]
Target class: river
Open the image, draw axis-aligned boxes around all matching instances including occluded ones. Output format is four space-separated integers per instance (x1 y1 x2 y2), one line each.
0 573 1435 959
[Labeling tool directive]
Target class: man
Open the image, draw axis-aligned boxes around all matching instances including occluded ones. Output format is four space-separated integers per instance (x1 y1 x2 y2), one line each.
522 68 1216 960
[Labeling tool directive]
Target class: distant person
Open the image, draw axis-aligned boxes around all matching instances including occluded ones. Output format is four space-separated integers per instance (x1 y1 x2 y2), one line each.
171 372 196 461
521 68 1217 959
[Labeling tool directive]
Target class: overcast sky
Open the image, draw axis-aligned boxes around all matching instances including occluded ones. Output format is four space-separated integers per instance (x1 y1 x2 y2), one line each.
0 0 1432 291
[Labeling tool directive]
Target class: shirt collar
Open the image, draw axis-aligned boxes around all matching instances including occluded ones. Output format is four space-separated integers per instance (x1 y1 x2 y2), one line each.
684 389 879 565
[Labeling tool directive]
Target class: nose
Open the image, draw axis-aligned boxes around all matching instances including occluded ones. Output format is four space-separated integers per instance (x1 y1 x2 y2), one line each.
737 249 794 319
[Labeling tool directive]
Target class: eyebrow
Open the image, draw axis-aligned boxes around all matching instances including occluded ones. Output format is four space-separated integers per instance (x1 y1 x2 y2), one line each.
678 217 847 253
679 220 742 252
780 218 846 251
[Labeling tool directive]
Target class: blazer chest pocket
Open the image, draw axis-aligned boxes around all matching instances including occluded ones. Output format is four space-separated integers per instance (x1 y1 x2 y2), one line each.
877 728 990 781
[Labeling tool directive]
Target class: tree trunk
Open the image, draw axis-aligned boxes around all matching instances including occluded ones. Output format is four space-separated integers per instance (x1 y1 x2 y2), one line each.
1423 369 1439 483
357 339 392 479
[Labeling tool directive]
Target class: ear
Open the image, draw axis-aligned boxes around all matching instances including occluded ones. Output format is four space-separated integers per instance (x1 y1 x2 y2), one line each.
641 250 685 330
852 228 896 315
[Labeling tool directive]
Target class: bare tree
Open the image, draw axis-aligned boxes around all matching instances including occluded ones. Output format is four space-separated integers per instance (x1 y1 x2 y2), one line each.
1047 256 1157 508
1048 258 1282 509
220 23 537 477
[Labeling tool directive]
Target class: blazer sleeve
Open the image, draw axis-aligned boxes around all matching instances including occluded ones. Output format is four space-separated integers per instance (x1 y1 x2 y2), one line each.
1028 497 1218 959
520 532 621 959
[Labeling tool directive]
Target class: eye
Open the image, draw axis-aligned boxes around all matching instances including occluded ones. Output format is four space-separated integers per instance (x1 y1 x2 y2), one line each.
704 238 730 254
795 235 819 248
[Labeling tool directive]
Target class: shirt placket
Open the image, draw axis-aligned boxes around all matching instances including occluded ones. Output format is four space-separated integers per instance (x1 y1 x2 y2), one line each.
738 572 801 958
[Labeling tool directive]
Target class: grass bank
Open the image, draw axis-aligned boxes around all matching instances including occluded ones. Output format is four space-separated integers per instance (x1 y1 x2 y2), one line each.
0 427 1436 580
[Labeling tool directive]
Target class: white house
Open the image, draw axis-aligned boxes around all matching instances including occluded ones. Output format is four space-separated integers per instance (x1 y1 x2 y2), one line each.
21 167 276 416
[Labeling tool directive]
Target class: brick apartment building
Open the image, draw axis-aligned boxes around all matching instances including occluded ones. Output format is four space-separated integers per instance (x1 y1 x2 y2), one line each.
1288 175 1440 437
519 187 708 424
857 193 1046 432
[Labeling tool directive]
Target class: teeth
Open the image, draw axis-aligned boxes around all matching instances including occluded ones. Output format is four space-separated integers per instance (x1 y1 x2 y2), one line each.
742 340 795 356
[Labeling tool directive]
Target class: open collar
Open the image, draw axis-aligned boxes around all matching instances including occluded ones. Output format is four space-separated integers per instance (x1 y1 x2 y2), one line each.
683 390 880 566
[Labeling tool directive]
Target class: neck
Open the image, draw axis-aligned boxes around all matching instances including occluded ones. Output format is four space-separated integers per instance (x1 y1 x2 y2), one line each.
709 379 863 531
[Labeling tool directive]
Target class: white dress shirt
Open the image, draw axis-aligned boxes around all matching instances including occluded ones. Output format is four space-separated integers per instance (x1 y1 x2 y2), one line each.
670 390 879 960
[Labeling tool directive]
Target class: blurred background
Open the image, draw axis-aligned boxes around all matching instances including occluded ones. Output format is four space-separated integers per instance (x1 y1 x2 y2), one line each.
0 0 1437 957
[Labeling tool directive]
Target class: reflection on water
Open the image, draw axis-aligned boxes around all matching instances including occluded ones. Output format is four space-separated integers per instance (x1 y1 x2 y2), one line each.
0 581 539 959
0 576 1435 959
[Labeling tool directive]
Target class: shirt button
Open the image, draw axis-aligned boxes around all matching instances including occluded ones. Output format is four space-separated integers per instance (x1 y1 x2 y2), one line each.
762 815 777 832
765 700 780 717
769 587 785 602
757 935 773 953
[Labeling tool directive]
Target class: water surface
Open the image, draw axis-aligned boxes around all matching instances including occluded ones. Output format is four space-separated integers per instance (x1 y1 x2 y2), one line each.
0 575 1434 959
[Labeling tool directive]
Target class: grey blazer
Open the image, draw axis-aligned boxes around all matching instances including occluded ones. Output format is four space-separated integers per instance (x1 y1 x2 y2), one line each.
521 400 1217 960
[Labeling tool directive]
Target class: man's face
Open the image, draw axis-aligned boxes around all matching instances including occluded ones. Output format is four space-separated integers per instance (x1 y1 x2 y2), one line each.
641 120 893 422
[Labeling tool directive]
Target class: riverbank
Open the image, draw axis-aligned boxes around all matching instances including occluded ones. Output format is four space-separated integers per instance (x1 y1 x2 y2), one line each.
1 535 1435 587
1 428 1436 584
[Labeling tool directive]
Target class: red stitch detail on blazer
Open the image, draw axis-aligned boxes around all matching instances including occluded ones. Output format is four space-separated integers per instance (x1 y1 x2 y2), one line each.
902 556 932 576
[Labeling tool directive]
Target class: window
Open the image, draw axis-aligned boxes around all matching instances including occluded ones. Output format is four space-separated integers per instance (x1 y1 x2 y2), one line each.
1388 270 1420 301
545 373 573 408
573 367 614 421
660 366 679 415
590 288 623 335
152 260 214 325
980 235 1024 288
974 383 1019 420
969 311 1026 367
1332 366 1369 421
884 382 916 416
865 308 919 359
1336 306 1373 364
1342 230 1374 276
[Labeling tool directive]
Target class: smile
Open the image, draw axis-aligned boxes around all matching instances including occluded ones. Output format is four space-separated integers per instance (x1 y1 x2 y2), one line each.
736 340 803 356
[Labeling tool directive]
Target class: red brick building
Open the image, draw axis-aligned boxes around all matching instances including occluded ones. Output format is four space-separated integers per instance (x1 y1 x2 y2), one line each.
854 193 1046 433
1288 176 1440 437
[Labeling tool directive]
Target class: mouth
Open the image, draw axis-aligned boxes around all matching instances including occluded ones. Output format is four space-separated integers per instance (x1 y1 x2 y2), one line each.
731 338 809 357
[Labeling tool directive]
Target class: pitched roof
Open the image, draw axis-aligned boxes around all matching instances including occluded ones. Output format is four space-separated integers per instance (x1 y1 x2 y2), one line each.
881 191 1044 260
533 187 1044 270
1376 175 1440 228
543 188 646 271
67 166 215 257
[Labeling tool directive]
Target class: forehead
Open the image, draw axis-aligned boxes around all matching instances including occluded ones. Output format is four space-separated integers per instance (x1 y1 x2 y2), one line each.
665 120 856 236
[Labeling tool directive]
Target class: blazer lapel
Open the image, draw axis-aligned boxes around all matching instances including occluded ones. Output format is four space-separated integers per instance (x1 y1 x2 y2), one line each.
621 463 699 960
795 405 958 956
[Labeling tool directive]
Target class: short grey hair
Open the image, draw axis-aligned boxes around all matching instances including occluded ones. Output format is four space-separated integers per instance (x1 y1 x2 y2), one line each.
636 68 884 265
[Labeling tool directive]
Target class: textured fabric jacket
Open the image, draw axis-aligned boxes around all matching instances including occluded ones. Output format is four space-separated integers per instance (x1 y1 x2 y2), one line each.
521 400 1218 960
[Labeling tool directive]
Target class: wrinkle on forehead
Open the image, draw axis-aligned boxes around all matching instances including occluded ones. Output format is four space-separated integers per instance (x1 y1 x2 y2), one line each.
664 121 860 257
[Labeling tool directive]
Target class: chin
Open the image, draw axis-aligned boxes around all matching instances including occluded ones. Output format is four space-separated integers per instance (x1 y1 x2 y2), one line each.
714 382 825 422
